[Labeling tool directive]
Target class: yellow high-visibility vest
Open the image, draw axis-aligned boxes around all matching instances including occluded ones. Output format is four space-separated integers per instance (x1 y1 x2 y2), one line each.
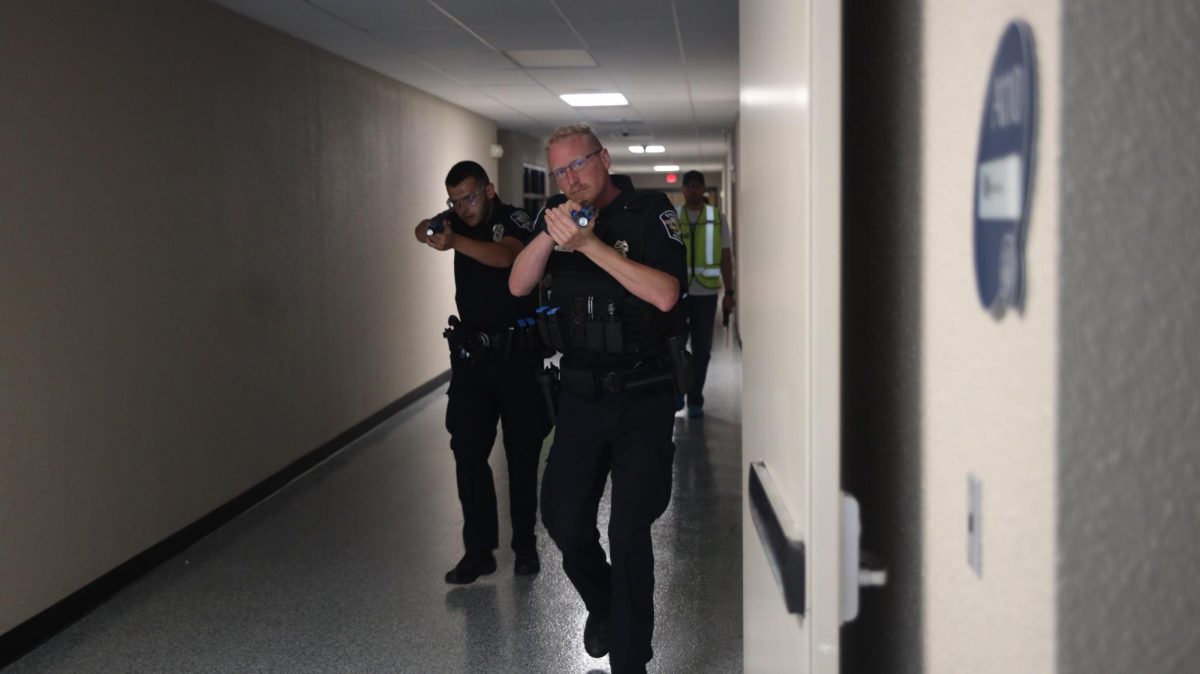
677 204 723 289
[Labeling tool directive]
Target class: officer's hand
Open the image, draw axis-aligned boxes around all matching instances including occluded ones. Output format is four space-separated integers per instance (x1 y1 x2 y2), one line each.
415 219 430 243
544 200 595 251
427 226 455 251
722 294 736 313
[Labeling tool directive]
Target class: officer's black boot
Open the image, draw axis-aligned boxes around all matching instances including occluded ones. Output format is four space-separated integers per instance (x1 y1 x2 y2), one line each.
583 612 610 658
444 552 497 584
513 545 540 575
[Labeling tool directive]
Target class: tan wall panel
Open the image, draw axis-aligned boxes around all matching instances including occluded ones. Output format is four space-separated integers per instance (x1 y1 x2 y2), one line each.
921 4 1060 673
0 0 495 632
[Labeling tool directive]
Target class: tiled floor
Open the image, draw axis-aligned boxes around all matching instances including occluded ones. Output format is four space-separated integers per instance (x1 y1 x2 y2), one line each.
9 341 742 673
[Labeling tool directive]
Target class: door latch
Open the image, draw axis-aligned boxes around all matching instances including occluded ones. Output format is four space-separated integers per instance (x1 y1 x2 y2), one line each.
841 492 887 624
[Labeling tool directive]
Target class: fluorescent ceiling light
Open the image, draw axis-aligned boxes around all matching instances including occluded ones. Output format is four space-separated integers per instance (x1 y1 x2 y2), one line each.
628 145 645 153
507 50 597 68
560 93 628 107
654 165 680 172
644 145 666 153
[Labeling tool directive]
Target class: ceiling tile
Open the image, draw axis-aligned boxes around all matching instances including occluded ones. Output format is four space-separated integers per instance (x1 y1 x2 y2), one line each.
432 0 559 26
371 26 491 53
573 21 678 50
677 0 739 27
424 51 523 74
685 47 740 70
525 68 617 91
307 0 454 30
555 0 672 24
452 70 540 87
687 78 739 96
214 0 342 36
471 24 583 52
477 85 562 106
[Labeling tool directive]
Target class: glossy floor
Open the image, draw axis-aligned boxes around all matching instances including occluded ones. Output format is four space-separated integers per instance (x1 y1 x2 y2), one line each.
10 342 743 673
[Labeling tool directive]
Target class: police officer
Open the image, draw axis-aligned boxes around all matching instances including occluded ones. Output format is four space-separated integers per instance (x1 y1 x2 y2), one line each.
509 125 687 674
415 160 551 584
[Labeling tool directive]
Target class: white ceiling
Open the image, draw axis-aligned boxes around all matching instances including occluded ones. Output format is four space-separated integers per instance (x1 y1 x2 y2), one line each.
210 0 739 173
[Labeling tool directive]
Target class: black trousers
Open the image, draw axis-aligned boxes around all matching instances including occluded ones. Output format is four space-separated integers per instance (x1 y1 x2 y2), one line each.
541 382 676 672
682 293 719 407
445 353 551 556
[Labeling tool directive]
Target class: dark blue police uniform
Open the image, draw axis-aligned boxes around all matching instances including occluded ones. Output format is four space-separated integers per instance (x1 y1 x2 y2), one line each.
534 175 687 674
441 197 551 566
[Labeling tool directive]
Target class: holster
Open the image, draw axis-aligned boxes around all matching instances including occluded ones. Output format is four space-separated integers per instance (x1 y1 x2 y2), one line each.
666 335 692 394
536 364 561 425
443 316 470 362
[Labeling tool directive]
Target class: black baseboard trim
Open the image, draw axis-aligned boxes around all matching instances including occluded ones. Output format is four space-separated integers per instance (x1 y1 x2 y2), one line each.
0 370 450 670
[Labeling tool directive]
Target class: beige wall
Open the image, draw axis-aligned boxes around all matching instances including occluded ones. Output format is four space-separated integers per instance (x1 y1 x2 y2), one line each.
0 0 495 633
739 1 1060 672
921 4 1059 673
746 2 1200 672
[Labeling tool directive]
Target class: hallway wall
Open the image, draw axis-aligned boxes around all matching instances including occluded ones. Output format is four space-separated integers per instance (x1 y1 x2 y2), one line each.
919 4 1060 673
0 0 495 634
739 1 1060 672
1058 2 1200 671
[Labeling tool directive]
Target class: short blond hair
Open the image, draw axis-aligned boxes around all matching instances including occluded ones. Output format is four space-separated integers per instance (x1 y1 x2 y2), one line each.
546 123 602 151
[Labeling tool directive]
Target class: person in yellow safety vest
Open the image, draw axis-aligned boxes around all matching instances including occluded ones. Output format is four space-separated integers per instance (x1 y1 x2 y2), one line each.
676 170 736 418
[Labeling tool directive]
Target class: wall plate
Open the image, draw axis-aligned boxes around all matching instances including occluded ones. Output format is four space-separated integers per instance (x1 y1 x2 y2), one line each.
968 473 983 577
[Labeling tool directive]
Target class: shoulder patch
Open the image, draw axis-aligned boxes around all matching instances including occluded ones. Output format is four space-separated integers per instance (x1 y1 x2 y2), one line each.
659 210 684 244
510 210 533 231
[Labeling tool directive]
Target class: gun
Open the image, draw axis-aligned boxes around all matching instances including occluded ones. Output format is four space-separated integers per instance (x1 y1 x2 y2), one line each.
426 210 452 237
570 204 597 227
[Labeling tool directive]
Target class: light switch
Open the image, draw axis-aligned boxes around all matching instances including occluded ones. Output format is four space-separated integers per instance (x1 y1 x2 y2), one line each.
968 473 983 577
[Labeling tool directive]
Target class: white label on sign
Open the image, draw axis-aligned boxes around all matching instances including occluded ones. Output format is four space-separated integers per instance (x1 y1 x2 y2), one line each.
977 153 1023 220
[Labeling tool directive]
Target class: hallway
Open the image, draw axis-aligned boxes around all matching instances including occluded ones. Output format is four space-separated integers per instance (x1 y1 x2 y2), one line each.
8 343 743 673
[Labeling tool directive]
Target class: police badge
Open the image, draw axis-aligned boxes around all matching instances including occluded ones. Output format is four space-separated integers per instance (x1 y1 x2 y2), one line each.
659 210 683 244
492 224 505 242
614 240 630 258
510 210 534 231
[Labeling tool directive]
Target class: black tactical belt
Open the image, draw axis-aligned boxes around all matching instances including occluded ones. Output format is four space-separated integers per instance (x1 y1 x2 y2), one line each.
560 359 675 396
444 315 542 362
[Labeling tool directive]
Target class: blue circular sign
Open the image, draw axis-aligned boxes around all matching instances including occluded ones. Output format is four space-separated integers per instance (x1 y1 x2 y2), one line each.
973 21 1037 316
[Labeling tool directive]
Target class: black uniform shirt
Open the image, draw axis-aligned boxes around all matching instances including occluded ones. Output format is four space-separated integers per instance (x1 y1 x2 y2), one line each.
537 174 687 366
444 197 539 331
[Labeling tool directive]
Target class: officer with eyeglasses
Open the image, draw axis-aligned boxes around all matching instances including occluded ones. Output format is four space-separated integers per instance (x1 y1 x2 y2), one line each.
509 124 687 674
414 160 552 585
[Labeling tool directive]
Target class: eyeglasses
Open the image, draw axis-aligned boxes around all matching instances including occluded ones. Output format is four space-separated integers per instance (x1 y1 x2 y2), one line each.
446 187 486 209
549 148 603 182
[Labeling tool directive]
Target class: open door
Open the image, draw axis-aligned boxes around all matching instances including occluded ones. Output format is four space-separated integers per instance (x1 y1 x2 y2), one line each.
740 0 843 671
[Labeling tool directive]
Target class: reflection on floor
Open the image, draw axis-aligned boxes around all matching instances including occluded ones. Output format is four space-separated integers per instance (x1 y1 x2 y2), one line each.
10 340 742 673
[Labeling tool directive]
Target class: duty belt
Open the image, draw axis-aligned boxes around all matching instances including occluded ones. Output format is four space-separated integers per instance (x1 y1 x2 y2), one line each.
560 360 675 396
443 315 542 362
558 335 691 396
